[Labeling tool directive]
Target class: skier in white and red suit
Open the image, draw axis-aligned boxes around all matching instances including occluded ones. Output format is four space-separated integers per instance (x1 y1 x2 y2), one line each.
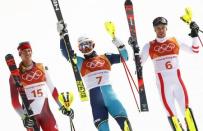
129 17 200 130
9 42 74 131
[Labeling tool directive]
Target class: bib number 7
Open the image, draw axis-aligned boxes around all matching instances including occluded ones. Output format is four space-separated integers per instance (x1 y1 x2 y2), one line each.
96 76 103 84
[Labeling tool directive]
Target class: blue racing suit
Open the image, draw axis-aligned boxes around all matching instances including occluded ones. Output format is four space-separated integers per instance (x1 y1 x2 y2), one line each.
60 39 132 131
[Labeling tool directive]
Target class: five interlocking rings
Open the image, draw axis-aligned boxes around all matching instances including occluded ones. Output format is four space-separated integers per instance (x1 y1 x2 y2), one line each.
154 43 175 53
22 70 43 81
86 60 105 68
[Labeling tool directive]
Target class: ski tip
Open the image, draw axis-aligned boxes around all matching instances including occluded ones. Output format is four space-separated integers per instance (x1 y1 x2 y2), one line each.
5 54 13 60
45 66 49 70
125 0 132 5
141 109 149 112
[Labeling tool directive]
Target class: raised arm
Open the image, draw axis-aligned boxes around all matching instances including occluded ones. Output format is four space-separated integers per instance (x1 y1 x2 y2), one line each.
179 37 199 54
60 39 84 72
180 21 200 54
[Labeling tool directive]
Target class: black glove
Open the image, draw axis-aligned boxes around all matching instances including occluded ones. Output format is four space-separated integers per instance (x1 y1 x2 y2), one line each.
22 115 35 128
60 106 74 119
128 37 140 52
189 21 199 37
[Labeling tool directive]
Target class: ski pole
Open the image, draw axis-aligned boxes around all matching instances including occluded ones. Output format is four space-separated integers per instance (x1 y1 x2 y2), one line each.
180 7 203 47
70 117 76 131
58 92 76 130
121 57 140 112
199 29 203 33
104 21 140 112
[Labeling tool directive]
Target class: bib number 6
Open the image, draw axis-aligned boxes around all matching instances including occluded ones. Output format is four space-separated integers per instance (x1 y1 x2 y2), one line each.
165 61 173 69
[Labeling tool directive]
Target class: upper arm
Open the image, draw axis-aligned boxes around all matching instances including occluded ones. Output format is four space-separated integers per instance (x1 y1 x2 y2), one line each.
104 46 129 65
60 39 70 60
60 38 85 71
45 67 62 107
105 53 121 65
77 56 85 72
179 37 199 54
45 68 55 91
140 43 150 65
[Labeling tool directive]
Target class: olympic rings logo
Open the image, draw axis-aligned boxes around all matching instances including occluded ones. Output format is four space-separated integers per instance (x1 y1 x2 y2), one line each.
86 60 105 68
154 43 175 53
22 70 43 81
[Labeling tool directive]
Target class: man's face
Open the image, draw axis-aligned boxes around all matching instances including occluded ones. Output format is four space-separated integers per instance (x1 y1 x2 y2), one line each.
78 40 95 54
154 24 167 38
20 48 32 62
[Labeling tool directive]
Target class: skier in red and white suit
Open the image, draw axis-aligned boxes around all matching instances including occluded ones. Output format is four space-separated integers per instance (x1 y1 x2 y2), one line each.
9 42 74 131
129 17 200 130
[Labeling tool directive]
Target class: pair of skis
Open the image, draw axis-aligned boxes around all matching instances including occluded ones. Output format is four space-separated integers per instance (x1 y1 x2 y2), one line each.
50 0 88 102
124 0 149 112
168 108 198 131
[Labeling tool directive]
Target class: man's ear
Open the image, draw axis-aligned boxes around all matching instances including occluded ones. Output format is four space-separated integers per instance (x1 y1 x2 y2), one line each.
154 27 156 32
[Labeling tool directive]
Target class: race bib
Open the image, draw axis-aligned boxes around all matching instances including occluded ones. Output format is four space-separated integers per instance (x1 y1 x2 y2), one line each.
83 70 110 90
24 82 47 100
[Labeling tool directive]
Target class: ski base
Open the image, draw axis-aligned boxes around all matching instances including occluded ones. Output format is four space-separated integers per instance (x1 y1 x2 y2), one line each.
185 108 198 131
168 116 184 131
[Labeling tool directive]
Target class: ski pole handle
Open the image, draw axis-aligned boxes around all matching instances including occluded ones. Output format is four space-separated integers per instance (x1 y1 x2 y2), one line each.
58 92 74 110
180 7 203 47
104 21 116 39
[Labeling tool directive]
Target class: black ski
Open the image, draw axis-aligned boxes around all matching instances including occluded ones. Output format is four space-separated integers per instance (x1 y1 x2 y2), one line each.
50 0 88 101
124 0 148 111
5 54 40 131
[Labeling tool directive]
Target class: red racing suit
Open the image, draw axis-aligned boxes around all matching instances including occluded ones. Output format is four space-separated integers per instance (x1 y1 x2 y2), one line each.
9 62 61 131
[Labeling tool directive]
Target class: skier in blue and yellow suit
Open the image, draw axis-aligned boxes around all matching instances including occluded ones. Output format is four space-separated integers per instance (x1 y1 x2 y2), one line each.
57 22 133 131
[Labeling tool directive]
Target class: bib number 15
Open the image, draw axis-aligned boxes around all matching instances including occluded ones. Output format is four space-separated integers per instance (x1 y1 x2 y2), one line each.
31 89 43 97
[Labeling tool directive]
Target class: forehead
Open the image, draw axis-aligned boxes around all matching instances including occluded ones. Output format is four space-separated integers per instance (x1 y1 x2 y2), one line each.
79 40 92 45
154 24 167 29
21 48 32 52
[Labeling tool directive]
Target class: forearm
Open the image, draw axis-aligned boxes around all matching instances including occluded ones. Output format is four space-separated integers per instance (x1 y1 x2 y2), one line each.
118 46 128 61
9 76 25 118
180 37 199 54
191 37 199 53
52 88 62 107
